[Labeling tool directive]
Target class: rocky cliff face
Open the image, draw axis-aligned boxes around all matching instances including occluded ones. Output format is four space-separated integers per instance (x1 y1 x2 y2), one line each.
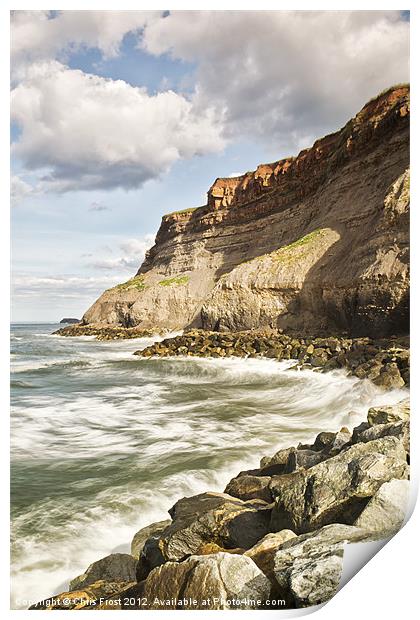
83 85 410 337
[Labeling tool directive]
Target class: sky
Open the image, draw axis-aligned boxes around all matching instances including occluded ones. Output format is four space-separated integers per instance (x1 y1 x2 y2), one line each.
10 10 410 322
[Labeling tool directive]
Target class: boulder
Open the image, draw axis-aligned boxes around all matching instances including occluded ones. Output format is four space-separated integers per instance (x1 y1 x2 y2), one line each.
131 520 171 559
283 449 325 473
273 523 371 608
269 437 408 534
29 580 135 610
139 552 272 610
260 446 295 470
196 542 245 556
224 474 272 502
353 420 409 455
367 399 410 425
69 553 138 591
244 530 296 582
353 479 410 535
139 492 272 577
311 431 337 452
351 421 370 443
373 363 405 389
328 427 352 453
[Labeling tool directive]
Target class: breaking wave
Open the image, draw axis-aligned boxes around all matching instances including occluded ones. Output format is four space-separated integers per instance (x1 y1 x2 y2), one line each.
10 323 407 609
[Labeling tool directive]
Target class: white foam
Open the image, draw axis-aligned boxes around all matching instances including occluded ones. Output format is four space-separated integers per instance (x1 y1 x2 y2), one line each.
10 331 409 609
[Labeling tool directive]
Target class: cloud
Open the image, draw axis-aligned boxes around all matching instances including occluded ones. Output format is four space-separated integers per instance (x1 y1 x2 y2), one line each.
87 235 155 271
141 11 409 150
10 11 409 197
12 273 120 299
11 61 225 192
10 175 36 206
119 237 154 256
89 201 110 212
11 10 158 80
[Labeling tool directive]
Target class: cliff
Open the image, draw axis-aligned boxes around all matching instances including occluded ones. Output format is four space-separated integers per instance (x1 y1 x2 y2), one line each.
82 85 410 337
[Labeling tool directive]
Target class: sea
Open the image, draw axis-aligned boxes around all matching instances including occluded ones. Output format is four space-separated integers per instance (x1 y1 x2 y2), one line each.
10 322 408 609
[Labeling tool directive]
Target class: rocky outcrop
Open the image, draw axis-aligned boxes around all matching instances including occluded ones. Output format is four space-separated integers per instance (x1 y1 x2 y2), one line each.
135 331 410 388
81 85 409 337
31 397 410 611
269 437 408 534
53 324 168 340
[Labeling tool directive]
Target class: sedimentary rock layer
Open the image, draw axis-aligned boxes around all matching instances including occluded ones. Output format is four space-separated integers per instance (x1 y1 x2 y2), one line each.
82 85 409 337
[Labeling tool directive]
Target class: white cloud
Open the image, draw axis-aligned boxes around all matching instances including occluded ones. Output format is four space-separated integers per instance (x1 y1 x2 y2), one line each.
87 235 154 271
12 273 120 298
120 236 154 256
11 175 36 206
10 11 409 197
11 61 225 192
11 10 158 80
141 10 409 149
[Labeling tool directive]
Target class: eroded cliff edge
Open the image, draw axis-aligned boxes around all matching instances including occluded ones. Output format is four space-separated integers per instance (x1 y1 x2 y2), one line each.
82 85 410 337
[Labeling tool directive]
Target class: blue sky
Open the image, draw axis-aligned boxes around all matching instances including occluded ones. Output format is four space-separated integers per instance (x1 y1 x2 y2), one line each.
11 10 409 321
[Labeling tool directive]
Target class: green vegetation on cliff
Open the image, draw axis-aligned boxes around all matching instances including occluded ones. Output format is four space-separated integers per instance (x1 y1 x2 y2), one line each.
158 276 190 287
272 228 325 259
113 275 146 292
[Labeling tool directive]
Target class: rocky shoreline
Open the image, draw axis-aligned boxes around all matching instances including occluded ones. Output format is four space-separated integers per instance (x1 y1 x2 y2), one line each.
53 324 168 341
31 329 410 610
135 330 410 389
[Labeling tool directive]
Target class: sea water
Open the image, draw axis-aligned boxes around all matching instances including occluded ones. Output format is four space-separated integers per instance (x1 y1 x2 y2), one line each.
10 323 408 609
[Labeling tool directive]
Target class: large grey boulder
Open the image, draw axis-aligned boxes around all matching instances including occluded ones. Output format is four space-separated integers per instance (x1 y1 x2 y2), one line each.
140 492 272 577
139 552 272 610
273 523 373 608
69 553 138 591
131 520 171 559
270 437 408 534
353 479 410 535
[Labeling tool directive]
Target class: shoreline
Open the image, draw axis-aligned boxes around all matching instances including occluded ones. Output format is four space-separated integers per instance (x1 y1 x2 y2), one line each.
54 325 410 389
29 328 410 610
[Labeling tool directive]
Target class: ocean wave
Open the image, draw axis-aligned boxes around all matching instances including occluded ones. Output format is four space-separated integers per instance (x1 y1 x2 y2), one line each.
10 328 408 609
10 380 37 389
11 359 93 374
